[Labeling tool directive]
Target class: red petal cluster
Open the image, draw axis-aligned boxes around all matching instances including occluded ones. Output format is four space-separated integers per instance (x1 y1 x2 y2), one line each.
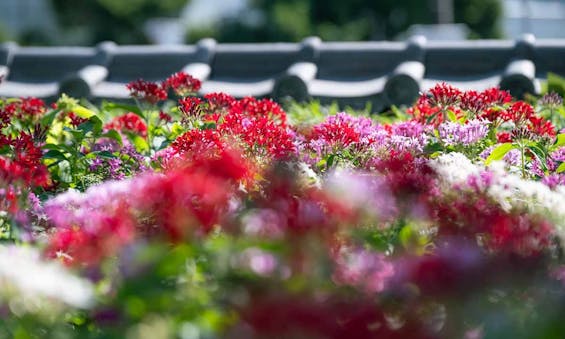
162 71 201 96
104 112 148 137
174 95 295 160
126 79 167 104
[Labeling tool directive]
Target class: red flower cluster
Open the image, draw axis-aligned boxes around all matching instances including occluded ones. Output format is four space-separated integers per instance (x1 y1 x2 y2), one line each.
0 97 46 127
104 112 148 137
162 72 201 97
47 144 256 264
239 294 433 339
460 88 512 113
369 150 437 200
409 84 513 126
170 129 225 164
0 133 50 213
173 95 296 160
205 92 236 110
46 212 135 267
126 79 167 104
409 84 556 139
429 82 462 107
407 96 443 125
430 190 553 256
66 112 88 127
0 133 49 188
306 116 361 150
127 72 202 104
178 97 203 118
251 167 356 237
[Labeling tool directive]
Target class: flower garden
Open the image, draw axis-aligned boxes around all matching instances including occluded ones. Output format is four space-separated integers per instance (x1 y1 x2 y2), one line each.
1 72 565 338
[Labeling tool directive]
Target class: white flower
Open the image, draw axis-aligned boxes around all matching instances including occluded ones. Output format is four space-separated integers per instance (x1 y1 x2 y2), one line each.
432 152 565 241
0 246 94 309
430 152 481 184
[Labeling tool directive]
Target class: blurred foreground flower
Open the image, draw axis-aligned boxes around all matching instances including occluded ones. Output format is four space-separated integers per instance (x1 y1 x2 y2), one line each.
0 246 93 310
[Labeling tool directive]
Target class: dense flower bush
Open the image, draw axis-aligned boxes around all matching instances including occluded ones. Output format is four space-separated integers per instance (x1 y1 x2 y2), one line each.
1 72 565 338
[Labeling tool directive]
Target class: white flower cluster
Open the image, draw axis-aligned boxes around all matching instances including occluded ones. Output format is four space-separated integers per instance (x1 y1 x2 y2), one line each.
430 152 482 184
431 152 565 240
0 246 94 310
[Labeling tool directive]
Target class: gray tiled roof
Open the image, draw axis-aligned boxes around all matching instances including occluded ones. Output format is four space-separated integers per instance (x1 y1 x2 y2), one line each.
0 35 563 110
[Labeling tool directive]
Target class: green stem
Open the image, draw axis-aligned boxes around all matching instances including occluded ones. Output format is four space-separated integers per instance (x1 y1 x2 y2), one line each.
520 143 526 179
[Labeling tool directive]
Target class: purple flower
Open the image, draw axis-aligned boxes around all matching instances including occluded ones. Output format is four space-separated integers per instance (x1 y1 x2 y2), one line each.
91 138 120 153
120 146 148 172
391 120 428 138
438 119 490 146
551 147 565 163
542 174 565 189
107 158 124 180
480 146 520 166
333 247 394 294
540 92 563 108
89 157 105 172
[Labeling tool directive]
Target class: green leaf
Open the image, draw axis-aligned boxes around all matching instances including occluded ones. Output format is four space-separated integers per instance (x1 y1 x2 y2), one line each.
201 121 217 130
43 143 63 151
131 134 149 153
170 122 185 139
485 143 515 165
399 224 428 255
447 110 458 122
43 150 67 161
79 115 103 135
326 154 335 168
40 109 60 127
527 144 549 172
557 162 565 174
72 105 96 119
399 225 415 249
555 134 565 148
58 160 73 183
424 142 443 155
93 151 116 159
102 102 143 117
102 129 123 146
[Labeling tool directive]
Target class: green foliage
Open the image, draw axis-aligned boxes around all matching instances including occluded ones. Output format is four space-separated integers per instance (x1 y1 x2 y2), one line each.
196 0 502 43
546 73 565 98
50 0 188 44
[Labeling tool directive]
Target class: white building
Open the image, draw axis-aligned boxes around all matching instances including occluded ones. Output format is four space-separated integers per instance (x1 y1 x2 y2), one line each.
502 0 565 38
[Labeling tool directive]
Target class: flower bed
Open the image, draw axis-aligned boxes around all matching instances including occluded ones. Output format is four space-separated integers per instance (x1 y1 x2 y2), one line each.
1 73 565 338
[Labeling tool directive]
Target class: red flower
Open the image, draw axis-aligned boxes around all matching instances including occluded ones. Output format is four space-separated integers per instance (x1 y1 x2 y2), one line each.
67 112 88 127
162 71 201 96
230 97 287 126
307 115 361 150
171 129 224 156
501 101 535 124
496 132 512 143
407 96 442 125
480 87 512 106
46 212 135 267
528 115 556 138
204 92 235 110
158 111 173 123
126 79 167 104
105 112 148 137
429 82 462 107
178 97 203 118
0 133 50 189
19 97 46 117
